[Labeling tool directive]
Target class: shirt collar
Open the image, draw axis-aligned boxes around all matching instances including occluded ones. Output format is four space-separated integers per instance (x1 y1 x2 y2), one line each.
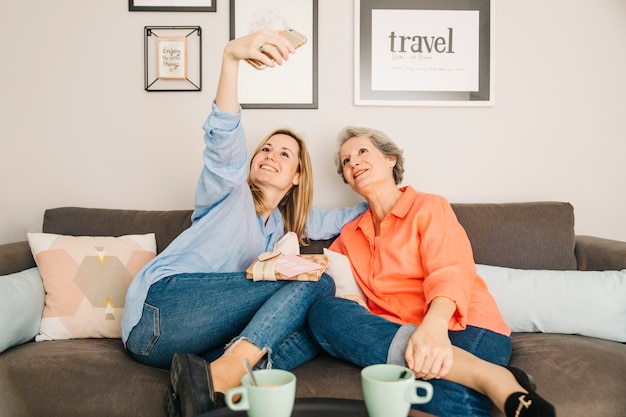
391 185 416 219
356 185 416 232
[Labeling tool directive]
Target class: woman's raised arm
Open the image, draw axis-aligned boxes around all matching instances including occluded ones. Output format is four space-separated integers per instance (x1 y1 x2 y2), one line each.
215 30 295 113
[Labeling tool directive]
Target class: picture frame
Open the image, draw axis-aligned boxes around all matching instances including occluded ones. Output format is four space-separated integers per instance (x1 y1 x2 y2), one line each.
157 36 187 79
230 0 318 109
355 0 494 107
129 0 215 12
144 26 202 92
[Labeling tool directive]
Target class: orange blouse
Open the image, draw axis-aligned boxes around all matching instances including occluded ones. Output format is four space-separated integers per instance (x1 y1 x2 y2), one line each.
330 186 510 336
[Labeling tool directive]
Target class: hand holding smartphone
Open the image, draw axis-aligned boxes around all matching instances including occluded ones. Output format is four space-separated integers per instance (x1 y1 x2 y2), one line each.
246 29 307 70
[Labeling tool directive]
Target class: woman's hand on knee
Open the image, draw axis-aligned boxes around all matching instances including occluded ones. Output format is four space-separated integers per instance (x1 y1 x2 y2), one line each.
405 324 454 380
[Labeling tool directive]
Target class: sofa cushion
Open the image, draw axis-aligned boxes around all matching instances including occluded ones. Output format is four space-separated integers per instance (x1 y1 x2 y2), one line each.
27 233 156 340
0 339 170 417
293 353 363 400
0 241 36 276
477 264 626 342
42 207 192 253
0 267 44 353
505 333 626 417
40 204 579 270
452 202 577 270
323 248 364 298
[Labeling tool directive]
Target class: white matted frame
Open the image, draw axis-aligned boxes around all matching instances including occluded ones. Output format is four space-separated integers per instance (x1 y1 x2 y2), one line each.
145 26 202 92
157 36 187 79
230 0 318 109
355 0 494 107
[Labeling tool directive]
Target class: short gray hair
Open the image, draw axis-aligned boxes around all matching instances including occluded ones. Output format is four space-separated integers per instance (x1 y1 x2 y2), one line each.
335 126 405 185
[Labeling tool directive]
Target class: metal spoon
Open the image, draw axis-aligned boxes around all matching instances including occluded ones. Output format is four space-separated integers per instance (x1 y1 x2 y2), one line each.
243 358 258 386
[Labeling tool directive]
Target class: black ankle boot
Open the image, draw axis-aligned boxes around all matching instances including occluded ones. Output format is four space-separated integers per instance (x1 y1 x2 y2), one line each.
504 366 556 417
166 353 226 417
165 385 181 417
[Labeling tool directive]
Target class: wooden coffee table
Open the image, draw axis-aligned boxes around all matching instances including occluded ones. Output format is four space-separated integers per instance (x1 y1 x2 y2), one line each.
198 397 436 416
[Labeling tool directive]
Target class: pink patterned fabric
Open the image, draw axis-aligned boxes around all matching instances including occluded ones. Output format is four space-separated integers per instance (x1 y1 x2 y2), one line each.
27 233 156 340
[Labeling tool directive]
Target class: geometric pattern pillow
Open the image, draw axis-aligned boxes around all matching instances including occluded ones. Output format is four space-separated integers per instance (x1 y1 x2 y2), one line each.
27 233 156 341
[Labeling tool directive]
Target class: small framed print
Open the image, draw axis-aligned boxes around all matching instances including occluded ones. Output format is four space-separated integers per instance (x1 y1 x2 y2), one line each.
157 37 187 79
144 26 202 92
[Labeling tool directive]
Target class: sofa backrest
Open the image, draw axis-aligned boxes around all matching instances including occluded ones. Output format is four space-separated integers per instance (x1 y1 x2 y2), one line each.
43 207 193 254
42 202 578 271
451 202 577 270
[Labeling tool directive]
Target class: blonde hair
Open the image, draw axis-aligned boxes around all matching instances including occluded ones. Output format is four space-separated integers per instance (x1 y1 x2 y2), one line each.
247 128 313 245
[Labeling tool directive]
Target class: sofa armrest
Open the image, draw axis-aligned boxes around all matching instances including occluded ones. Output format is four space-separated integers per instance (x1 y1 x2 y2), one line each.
0 241 36 276
575 235 626 271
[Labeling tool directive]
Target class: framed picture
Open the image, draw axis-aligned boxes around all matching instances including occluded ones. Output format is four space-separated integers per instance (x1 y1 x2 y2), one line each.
157 37 187 79
144 26 202 92
129 0 215 12
230 0 318 109
355 0 494 106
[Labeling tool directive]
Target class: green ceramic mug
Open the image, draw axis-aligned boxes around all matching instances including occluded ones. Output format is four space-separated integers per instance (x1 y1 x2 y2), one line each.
361 364 433 417
225 369 296 417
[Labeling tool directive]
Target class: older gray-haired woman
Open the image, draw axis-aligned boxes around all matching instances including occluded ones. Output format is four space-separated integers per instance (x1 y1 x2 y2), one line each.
309 126 555 417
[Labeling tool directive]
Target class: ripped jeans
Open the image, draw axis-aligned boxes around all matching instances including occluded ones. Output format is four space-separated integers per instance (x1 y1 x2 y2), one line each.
126 272 335 370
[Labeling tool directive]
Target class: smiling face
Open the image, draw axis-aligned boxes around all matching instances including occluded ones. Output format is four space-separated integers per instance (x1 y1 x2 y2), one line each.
339 135 397 196
250 133 301 196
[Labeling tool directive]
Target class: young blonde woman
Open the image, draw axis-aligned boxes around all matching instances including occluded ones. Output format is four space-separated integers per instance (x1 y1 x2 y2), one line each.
309 126 556 417
121 32 366 417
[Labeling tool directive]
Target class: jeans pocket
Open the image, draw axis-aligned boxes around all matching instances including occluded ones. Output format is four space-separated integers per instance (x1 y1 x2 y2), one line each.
126 302 160 357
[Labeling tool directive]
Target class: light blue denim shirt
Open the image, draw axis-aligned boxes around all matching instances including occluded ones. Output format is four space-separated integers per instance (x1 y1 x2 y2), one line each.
121 102 366 343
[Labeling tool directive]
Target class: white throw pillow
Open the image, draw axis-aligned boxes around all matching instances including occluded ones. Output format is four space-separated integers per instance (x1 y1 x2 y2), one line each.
0 267 45 353
323 248 365 298
477 264 626 342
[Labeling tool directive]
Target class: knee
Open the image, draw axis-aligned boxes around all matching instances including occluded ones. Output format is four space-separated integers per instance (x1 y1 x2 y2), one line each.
308 296 337 332
318 272 336 296
320 273 337 290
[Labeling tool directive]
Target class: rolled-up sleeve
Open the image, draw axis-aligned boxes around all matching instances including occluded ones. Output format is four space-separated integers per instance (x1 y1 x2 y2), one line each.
419 197 477 328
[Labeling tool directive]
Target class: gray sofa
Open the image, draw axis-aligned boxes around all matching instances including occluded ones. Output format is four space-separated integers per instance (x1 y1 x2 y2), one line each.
1 203 625 417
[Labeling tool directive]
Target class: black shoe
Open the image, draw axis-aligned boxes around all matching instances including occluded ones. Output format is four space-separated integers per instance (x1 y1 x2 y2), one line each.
165 385 181 417
166 353 226 417
504 366 556 417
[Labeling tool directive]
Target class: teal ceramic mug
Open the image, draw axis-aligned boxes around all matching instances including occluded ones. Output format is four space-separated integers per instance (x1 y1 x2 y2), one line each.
361 364 433 417
225 369 296 417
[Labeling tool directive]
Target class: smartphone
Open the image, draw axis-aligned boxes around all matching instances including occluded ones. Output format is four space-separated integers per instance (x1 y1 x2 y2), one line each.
281 28 307 49
246 28 308 70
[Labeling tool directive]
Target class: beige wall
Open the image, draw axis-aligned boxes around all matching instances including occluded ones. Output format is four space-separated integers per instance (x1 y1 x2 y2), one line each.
1 0 625 245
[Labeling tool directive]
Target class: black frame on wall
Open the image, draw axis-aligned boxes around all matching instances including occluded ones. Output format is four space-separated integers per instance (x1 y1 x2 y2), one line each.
144 26 202 92
229 0 319 109
355 0 493 107
129 0 216 12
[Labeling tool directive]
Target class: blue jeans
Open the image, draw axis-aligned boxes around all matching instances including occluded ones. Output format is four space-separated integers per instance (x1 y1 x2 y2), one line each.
308 297 512 417
126 272 335 370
